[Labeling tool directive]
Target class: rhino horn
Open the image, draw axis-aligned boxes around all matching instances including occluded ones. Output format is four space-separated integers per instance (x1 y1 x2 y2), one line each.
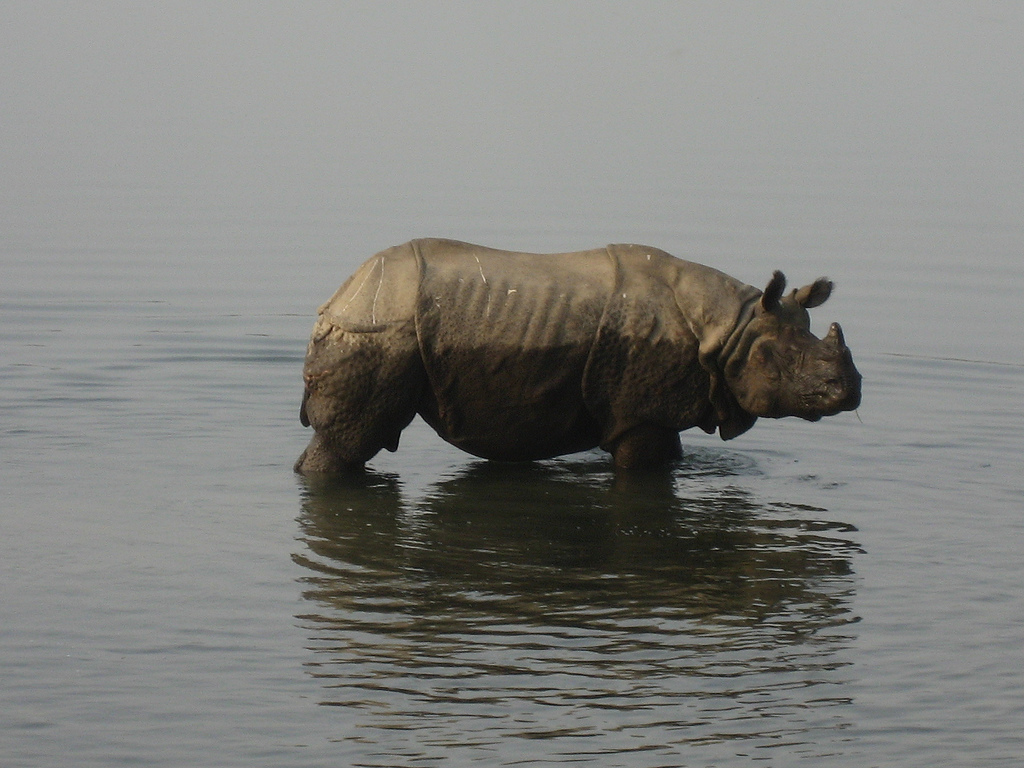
825 322 847 348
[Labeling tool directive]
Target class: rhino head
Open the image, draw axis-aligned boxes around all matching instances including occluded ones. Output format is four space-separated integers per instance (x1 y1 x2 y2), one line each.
719 271 861 433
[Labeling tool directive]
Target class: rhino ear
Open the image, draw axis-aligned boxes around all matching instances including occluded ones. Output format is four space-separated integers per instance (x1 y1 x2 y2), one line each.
761 271 786 312
793 278 833 309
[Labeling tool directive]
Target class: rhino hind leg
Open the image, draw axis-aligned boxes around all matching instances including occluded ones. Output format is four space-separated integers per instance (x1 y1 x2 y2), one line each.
295 324 424 474
610 424 684 470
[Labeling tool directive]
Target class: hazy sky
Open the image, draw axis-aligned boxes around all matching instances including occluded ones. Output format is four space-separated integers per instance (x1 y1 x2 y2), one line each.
2 2 1022 365
3 1 1022 196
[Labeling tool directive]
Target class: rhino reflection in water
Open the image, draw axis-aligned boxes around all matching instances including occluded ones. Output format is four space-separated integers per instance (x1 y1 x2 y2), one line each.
295 239 861 473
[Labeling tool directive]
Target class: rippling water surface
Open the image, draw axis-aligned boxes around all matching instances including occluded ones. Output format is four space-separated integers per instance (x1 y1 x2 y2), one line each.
296 461 862 765
3 180 1021 767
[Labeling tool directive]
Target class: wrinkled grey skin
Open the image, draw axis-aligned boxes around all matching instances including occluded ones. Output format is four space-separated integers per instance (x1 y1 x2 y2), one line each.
295 239 861 473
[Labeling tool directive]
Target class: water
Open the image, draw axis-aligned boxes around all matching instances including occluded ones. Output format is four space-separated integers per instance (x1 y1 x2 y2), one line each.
4 179 1021 768
3 5 1024 767
295 458 862 765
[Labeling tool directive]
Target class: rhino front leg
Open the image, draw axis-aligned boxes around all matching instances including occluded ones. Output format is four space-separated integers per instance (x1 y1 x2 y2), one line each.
611 424 683 470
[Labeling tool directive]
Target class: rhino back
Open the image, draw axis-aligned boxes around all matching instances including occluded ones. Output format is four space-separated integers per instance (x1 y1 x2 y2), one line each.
314 241 420 336
411 239 615 459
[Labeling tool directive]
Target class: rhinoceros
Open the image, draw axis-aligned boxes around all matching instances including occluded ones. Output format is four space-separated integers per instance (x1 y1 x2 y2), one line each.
295 238 861 473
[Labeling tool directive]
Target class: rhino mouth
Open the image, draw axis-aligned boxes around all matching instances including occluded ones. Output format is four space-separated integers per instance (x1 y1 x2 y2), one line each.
798 373 862 418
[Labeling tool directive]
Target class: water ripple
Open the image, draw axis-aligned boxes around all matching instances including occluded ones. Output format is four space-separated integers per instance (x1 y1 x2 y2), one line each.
294 463 860 764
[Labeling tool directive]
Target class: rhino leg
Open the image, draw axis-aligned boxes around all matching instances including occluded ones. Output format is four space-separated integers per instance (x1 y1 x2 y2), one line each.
295 322 424 474
610 424 683 470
